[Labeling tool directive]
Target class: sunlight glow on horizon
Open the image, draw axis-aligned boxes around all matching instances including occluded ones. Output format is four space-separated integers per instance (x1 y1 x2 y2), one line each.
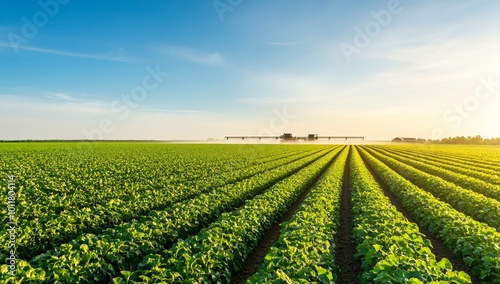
1 1 499 140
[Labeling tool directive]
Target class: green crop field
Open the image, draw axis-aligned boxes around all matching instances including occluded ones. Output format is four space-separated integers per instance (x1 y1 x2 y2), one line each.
1 143 499 283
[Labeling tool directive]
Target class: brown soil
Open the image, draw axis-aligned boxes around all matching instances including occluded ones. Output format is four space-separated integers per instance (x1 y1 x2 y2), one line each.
358 148 480 284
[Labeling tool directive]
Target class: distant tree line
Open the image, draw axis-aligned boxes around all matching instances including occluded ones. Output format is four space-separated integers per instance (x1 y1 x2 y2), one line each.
428 135 500 145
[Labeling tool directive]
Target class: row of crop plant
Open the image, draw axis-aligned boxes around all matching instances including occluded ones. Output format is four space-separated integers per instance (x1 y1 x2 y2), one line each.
0 145 328 259
1 147 337 283
2 144 498 283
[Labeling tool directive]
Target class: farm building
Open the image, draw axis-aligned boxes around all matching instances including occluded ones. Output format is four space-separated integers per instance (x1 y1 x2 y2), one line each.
392 137 418 143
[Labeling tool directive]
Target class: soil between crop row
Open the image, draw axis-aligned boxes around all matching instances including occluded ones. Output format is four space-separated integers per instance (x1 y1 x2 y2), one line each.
335 146 363 284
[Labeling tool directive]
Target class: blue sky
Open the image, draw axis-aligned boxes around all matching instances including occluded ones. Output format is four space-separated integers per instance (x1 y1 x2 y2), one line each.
1 0 499 140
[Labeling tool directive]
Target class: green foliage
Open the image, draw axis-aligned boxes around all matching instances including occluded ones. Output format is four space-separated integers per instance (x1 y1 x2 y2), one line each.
112 147 342 283
1 143 499 283
350 148 470 284
249 146 349 283
0 143 334 283
364 146 500 230
359 146 500 283
376 146 500 185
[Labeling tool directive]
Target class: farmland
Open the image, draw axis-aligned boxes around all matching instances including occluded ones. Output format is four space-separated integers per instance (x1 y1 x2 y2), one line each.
1 142 499 283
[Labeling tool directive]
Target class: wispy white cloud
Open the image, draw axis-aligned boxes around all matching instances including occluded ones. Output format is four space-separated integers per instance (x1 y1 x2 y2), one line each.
158 45 224 65
138 108 206 114
237 18 500 139
240 73 335 105
238 96 317 104
1 94 208 119
0 42 137 62
0 94 227 140
46 92 75 101
0 25 13 32
358 32 500 99
320 16 500 104
265 40 312 46
0 94 108 115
